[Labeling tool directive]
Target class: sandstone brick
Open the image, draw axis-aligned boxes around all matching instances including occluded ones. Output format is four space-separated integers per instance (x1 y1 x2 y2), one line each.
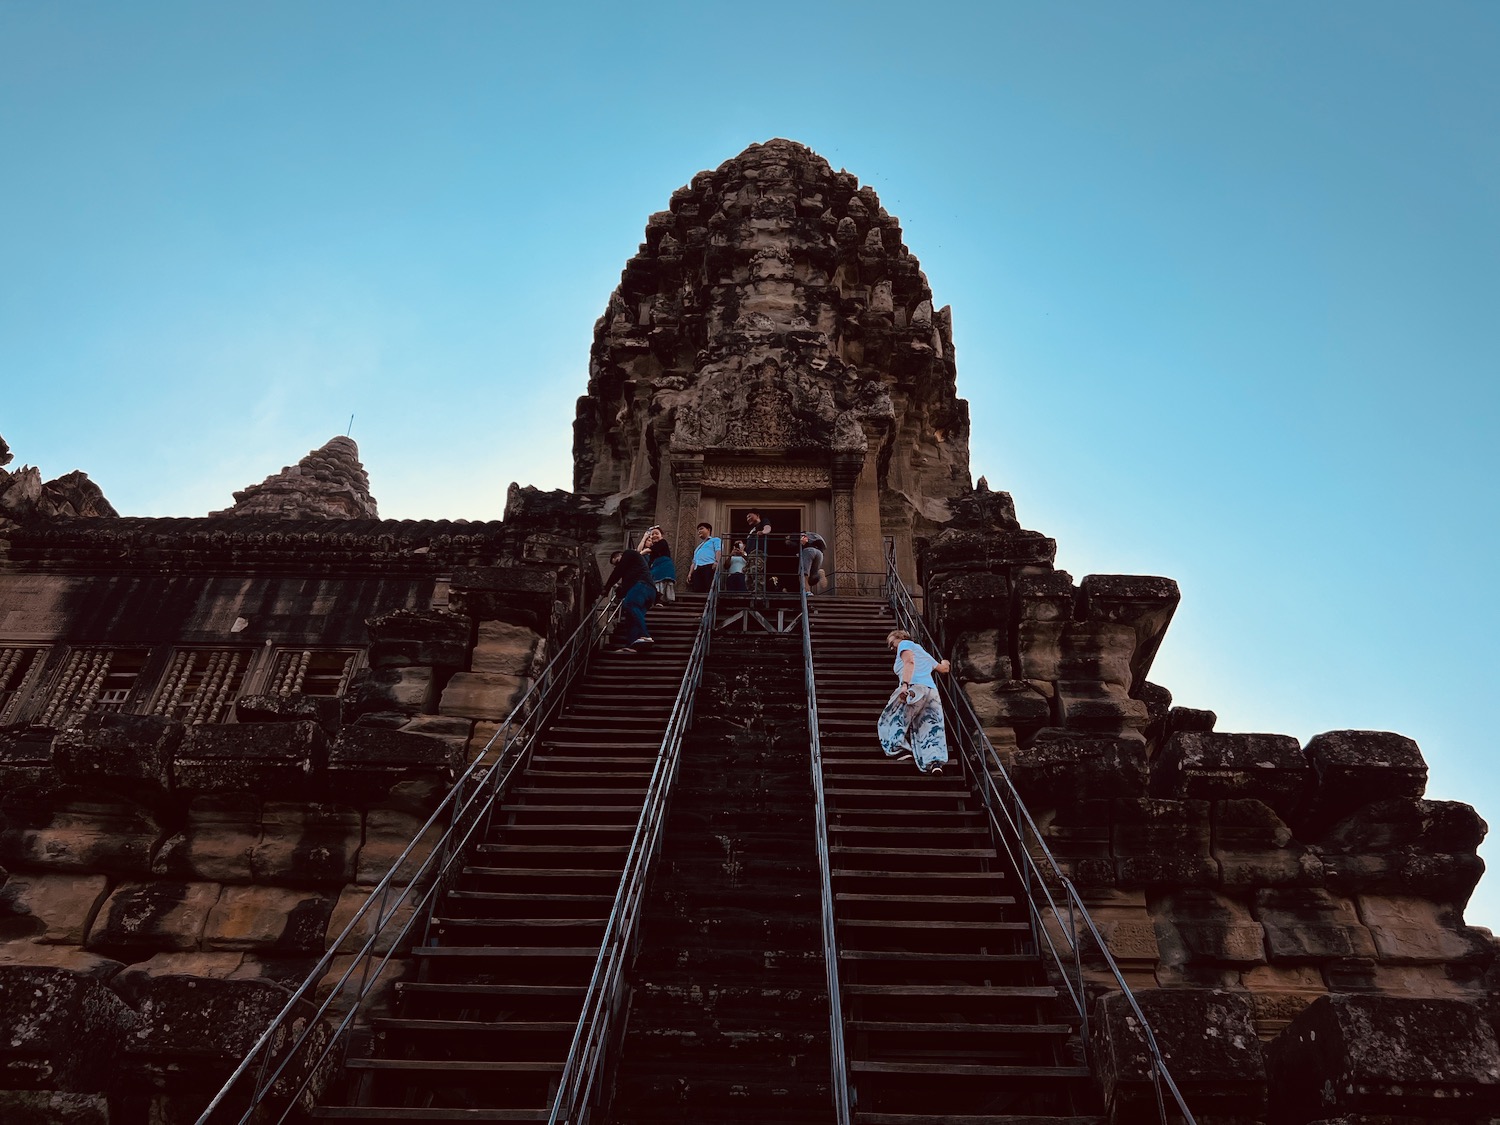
202 884 335 953
87 880 221 956
1356 895 1491 965
1113 798 1215 888
961 679 1049 728
398 714 475 757
0 726 57 790
115 952 318 1067
52 712 182 792
367 607 471 670
1240 963 1329 1040
1010 733 1147 807
1314 798 1486 903
173 720 326 796
1301 730 1428 833
325 884 421 955
328 726 459 808
315 952 404 1022
356 808 443 886
249 801 361 885
949 628 1008 683
471 619 546 676
0 955 137 1094
1153 889 1266 969
438 671 532 721
0 1092 110 1125
0 873 109 945
0 793 162 877
151 794 260 882
1267 994 1500 1122
1151 731 1312 822
1254 887 1377 963
235 692 342 734
1078 573 1180 694
1213 799 1324 889
1092 988 1265 1120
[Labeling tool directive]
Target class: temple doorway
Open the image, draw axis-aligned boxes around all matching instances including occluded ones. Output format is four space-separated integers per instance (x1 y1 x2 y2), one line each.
726 505 805 595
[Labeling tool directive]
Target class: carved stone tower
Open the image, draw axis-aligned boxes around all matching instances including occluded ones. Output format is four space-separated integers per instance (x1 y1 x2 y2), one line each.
574 138 971 583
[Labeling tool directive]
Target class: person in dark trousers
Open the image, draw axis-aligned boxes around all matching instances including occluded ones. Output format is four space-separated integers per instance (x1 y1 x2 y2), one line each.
602 547 657 651
744 510 771 596
687 522 721 593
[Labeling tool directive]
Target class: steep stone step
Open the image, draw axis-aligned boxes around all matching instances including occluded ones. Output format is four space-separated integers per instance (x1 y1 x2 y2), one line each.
315 601 706 1121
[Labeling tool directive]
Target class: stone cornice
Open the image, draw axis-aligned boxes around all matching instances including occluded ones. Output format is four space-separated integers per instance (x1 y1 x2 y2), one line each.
2 516 511 574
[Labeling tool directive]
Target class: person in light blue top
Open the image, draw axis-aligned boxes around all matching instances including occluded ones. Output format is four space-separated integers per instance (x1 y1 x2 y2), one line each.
877 629 951 774
688 521 721 592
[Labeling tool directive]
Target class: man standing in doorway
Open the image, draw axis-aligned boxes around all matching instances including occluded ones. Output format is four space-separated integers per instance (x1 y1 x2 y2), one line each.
744 510 772 597
688 522 722 593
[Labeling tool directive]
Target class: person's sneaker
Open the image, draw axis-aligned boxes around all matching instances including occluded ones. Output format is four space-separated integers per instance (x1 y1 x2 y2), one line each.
630 637 655 649
929 765 944 776
890 751 914 763
613 646 639 654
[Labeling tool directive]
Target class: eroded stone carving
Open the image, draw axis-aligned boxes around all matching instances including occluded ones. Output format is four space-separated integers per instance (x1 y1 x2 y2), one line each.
574 138 969 560
212 435 378 519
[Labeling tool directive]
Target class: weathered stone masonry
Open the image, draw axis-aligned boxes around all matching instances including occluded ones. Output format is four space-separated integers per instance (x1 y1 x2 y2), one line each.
0 439 601 1123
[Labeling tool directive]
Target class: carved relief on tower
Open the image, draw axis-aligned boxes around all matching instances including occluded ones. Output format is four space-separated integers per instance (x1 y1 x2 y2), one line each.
573 137 972 539
701 462 831 491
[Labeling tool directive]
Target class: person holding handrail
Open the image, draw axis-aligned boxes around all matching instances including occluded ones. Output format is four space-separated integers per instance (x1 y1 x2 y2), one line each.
602 546 657 652
878 629 950 774
799 531 826 594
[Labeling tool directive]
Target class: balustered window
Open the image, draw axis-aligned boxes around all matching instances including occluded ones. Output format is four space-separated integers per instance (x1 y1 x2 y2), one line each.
38 648 151 727
151 649 250 725
268 649 358 697
0 646 48 723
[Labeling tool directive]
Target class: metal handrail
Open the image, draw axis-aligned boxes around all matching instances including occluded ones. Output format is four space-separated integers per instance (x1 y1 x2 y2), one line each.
546 574 722 1124
799 580 853 1125
883 556 1197 1124
195 591 625 1125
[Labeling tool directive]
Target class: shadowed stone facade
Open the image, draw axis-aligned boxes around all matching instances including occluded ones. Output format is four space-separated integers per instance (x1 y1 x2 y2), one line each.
0 139 1496 1123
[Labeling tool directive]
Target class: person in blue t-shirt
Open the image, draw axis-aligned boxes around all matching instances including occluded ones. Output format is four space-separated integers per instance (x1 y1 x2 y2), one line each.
877 629 951 774
687 522 721 593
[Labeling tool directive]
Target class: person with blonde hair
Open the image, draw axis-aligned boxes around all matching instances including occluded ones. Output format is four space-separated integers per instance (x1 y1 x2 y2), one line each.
878 629 950 774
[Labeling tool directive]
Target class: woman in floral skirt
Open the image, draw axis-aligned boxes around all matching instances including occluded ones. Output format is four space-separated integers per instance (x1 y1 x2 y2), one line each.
877 629 951 775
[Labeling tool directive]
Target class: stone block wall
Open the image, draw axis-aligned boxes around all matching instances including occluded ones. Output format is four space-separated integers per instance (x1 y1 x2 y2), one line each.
921 520 1500 1122
0 504 591 1123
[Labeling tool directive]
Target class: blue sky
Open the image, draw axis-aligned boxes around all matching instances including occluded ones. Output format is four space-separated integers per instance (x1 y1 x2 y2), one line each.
3 2 1498 922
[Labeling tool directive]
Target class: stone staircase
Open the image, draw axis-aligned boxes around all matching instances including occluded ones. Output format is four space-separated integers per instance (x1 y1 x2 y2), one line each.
606 625 832 1124
809 597 1103 1125
310 593 1106 1123
309 604 703 1122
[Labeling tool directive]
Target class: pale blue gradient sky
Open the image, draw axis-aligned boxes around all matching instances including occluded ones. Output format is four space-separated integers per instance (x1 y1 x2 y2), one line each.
3 2 1499 920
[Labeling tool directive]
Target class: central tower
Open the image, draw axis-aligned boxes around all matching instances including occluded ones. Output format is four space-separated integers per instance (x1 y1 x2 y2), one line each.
574 138 972 584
